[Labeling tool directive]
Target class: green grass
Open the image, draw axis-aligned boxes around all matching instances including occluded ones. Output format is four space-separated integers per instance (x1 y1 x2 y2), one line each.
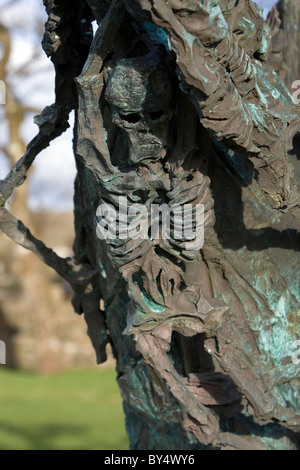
0 367 129 450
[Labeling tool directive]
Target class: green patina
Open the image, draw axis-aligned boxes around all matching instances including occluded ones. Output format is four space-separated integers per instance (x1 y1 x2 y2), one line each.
141 292 165 313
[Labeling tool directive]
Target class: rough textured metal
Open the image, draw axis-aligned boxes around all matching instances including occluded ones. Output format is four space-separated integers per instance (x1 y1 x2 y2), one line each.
0 0 299 450
72 0 300 449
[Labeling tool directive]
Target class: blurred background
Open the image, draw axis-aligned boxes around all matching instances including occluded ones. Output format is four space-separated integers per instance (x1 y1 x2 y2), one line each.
0 0 277 450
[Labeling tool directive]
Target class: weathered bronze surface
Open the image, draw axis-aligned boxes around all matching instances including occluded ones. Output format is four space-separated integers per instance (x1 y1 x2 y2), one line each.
0 0 299 450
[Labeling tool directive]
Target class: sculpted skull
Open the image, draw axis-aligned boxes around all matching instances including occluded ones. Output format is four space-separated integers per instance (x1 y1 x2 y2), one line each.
105 50 174 165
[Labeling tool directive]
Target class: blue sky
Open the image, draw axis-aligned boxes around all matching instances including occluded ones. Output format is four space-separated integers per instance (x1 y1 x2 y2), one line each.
257 0 278 16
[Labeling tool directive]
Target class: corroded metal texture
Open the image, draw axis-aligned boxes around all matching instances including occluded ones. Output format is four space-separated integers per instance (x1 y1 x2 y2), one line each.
274 0 300 88
73 0 300 450
0 0 299 450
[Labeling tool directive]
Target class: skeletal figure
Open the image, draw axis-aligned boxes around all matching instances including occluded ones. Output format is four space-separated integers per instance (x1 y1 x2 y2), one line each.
91 48 232 444
98 46 223 326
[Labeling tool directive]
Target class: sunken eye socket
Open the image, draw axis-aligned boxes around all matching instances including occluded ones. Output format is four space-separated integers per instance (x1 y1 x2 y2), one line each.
120 111 164 123
150 110 164 120
120 113 140 123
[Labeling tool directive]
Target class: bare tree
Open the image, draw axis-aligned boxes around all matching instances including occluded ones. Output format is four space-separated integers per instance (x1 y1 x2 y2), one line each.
0 5 43 368
0 0 299 450
0 1 92 373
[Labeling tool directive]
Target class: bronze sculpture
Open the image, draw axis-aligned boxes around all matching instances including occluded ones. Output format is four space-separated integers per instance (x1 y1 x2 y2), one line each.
0 0 299 449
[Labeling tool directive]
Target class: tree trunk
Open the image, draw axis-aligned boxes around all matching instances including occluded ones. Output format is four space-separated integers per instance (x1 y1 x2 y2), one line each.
1 0 299 450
